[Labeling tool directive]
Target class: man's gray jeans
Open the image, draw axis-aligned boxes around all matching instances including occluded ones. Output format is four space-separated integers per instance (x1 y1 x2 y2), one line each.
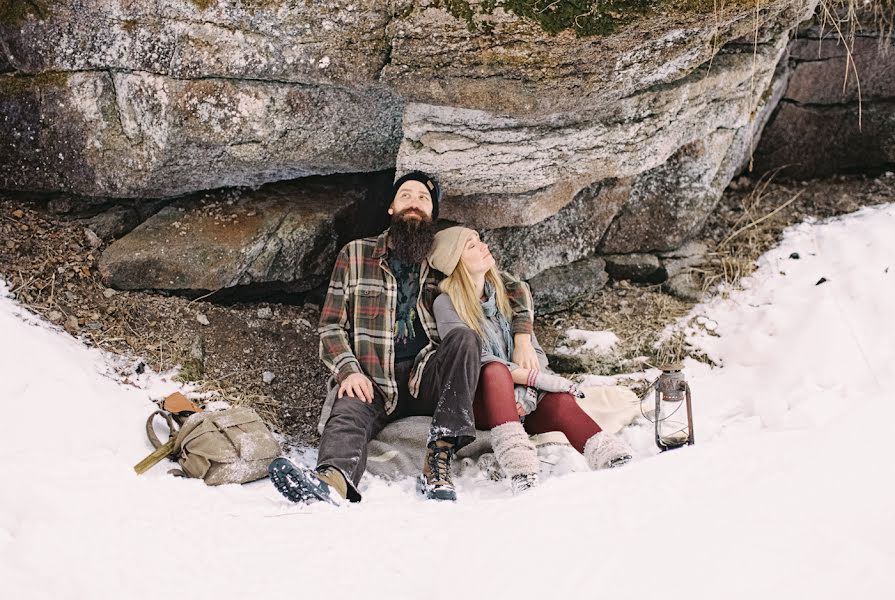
316 328 480 496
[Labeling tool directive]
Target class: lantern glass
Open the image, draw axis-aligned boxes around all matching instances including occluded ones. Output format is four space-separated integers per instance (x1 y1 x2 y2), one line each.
654 365 694 450
656 389 690 448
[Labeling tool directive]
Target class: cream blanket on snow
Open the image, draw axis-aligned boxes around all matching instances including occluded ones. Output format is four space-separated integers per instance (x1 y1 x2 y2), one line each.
363 385 641 480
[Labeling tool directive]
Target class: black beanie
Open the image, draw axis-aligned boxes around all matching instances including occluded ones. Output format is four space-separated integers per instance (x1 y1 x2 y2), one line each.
391 171 441 220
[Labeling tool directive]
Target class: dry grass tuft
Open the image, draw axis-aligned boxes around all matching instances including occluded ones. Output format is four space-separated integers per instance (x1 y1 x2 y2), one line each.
536 281 696 377
822 1 895 47
700 169 800 294
0 195 326 441
539 173 895 380
194 379 284 431
700 172 894 299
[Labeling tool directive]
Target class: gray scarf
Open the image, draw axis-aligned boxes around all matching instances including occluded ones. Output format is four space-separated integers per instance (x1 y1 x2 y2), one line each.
480 282 515 362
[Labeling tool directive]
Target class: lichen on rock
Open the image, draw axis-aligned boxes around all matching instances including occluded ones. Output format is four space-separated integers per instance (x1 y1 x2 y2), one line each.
0 0 49 26
2 0 863 301
432 0 760 37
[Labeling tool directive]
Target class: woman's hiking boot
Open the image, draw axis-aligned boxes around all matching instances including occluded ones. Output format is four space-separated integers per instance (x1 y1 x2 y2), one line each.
584 432 634 471
268 458 347 505
490 421 540 495
417 440 457 501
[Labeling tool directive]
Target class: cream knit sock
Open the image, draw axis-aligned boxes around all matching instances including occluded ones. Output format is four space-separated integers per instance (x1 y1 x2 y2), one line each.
583 431 634 470
490 421 540 488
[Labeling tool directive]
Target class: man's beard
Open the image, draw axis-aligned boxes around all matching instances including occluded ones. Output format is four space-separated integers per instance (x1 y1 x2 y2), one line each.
389 209 436 264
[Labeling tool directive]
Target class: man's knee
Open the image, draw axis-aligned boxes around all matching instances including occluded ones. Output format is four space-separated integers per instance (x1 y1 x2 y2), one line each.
325 395 379 430
441 327 481 356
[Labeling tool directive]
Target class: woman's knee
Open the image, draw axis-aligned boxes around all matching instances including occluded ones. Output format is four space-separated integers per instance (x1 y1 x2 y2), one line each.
481 361 513 385
536 391 577 415
474 362 517 429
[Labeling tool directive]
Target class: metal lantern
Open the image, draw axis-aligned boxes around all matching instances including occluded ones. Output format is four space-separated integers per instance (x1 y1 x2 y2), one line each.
652 363 695 451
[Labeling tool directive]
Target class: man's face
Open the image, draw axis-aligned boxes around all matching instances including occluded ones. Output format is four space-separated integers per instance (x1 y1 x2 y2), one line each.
389 180 433 221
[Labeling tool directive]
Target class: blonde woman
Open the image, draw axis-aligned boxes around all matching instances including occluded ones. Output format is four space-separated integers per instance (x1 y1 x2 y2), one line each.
429 226 633 494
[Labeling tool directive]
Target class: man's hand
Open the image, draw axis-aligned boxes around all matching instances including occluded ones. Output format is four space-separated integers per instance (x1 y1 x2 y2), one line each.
513 334 539 370
338 373 375 403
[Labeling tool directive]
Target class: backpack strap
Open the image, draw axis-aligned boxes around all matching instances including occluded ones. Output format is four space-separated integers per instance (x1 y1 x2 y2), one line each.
134 411 181 476
146 410 178 450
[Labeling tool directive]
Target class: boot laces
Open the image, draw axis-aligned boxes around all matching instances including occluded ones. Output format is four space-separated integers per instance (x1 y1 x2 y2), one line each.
428 445 454 485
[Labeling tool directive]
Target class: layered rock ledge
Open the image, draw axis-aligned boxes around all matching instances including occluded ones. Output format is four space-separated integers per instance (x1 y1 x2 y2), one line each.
2 0 848 299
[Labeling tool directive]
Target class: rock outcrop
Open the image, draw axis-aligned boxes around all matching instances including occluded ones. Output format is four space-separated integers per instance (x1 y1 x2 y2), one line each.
529 257 609 315
98 173 392 294
1 0 831 297
0 70 402 198
390 1 818 278
0 1 402 197
753 11 895 178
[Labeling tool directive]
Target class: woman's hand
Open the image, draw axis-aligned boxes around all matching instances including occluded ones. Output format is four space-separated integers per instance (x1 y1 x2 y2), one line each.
513 334 539 370
514 385 537 416
510 367 531 386
529 371 585 398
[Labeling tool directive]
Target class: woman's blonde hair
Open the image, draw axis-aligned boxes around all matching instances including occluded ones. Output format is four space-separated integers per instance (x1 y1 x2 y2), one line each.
439 261 512 340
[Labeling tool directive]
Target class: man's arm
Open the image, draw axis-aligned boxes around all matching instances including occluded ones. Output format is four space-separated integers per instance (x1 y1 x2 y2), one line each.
318 244 364 383
501 272 539 370
502 271 534 335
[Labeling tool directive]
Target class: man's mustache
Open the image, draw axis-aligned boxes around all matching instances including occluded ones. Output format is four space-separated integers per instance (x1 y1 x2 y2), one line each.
396 208 428 219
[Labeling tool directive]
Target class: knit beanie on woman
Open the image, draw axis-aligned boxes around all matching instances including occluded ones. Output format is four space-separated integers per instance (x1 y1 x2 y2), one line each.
428 226 478 275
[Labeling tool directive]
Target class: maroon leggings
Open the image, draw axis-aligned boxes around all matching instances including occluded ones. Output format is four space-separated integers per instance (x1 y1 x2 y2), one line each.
472 362 602 453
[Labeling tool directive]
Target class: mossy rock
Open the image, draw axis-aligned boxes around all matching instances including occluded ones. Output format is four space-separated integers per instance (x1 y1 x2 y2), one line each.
0 71 69 96
175 358 205 383
189 0 216 9
188 0 298 11
434 0 761 37
0 0 49 26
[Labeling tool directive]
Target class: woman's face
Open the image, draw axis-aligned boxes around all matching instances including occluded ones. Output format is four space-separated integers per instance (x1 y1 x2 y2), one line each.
460 232 495 276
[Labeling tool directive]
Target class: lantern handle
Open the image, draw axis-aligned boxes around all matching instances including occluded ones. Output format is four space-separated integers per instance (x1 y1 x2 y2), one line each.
637 373 688 424
637 376 659 423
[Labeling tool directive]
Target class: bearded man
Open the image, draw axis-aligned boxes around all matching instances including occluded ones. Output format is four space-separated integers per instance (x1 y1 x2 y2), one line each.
269 172 537 503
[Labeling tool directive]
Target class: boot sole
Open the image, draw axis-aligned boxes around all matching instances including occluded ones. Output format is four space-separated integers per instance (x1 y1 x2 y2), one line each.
268 458 337 505
415 475 457 502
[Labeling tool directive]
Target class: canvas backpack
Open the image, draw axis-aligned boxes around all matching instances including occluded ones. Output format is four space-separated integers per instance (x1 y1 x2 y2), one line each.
143 406 281 485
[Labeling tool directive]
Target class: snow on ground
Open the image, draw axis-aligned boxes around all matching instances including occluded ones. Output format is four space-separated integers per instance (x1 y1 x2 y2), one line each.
555 328 619 356
2 205 894 599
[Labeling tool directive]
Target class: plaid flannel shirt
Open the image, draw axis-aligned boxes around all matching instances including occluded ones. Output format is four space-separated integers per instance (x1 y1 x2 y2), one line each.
318 229 534 414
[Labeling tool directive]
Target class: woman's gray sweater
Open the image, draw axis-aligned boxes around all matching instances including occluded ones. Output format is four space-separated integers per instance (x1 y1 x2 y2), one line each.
432 293 549 371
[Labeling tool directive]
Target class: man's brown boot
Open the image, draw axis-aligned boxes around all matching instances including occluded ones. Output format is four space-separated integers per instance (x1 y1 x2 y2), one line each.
416 440 457 502
316 466 349 500
269 459 356 505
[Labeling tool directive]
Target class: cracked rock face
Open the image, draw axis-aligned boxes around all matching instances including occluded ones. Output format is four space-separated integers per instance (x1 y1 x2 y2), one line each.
3 1 391 84
0 1 402 197
1 0 828 294
528 257 609 315
392 1 819 279
753 14 895 179
98 173 391 293
481 179 630 280
393 1 818 219
0 69 403 197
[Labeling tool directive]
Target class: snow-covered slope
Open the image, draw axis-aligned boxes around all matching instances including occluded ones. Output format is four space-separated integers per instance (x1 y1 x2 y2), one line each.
1 205 893 600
